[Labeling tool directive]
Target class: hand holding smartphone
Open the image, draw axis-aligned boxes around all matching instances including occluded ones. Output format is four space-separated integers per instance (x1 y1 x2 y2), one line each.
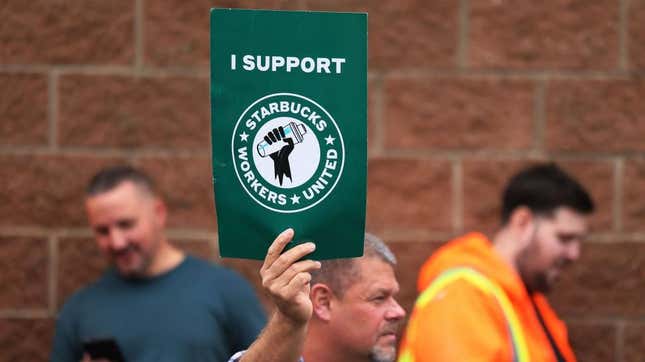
82 338 126 362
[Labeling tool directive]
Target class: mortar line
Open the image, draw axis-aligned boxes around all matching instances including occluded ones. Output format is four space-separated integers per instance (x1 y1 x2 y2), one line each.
619 0 630 70
457 0 471 69
615 158 625 232
135 0 145 72
48 71 59 151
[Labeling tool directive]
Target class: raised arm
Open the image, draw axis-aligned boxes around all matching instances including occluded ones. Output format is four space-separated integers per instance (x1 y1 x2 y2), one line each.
240 228 320 362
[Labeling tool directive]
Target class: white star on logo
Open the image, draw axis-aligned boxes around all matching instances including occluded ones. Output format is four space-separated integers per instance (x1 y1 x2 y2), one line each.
290 194 300 204
325 135 335 145
240 132 249 142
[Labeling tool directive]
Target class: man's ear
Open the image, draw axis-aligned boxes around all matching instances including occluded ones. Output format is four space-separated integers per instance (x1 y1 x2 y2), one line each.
509 206 536 248
154 198 167 227
310 283 334 322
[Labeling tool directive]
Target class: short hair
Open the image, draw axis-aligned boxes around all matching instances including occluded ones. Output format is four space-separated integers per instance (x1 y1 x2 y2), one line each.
501 162 594 224
310 233 396 298
86 165 157 197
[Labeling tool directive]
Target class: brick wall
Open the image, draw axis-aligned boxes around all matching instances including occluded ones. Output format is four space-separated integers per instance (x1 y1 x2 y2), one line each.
1 0 643 361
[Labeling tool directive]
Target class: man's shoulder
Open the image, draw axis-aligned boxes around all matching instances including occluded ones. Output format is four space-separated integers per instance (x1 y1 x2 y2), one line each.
58 272 115 315
182 255 252 285
183 255 228 275
413 271 513 332
179 256 263 312
428 276 495 302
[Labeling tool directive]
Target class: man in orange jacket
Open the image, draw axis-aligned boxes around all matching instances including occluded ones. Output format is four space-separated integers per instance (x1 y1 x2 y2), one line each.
399 163 594 362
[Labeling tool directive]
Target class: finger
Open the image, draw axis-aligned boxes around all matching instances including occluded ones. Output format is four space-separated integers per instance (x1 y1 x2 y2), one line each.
271 259 321 288
264 135 273 145
268 130 277 142
278 126 286 138
262 228 295 272
281 272 314 300
272 128 281 141
263 242 316 280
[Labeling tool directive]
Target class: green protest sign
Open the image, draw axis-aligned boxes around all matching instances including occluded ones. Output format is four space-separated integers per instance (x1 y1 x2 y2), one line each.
210 8 366 260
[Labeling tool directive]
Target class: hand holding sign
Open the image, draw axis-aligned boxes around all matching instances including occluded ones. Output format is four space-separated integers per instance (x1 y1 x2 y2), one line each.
260 228 321 324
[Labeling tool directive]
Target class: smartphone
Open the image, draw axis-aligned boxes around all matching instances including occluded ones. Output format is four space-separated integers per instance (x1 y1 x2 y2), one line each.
82 338 126 362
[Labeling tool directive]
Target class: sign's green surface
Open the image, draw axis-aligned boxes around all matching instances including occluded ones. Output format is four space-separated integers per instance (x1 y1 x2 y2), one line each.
210 8 367 260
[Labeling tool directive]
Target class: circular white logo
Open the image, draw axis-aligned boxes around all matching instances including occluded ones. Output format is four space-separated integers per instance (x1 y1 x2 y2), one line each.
232 93 345 213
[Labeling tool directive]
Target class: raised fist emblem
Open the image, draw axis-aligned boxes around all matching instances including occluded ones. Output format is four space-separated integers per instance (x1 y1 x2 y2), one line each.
263 126 295 186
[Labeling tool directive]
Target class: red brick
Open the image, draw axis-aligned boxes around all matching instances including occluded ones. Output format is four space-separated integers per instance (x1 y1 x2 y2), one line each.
145 0 300 67
140 157 217 230
0 237 48 309
367 159 452 231
0 318 54 362
470 0 618 69
305 0 459 69
566 322 616 362
176 240 215 261
628 0 645 69
464 160 610 233
59 75 210 149
0 155 124 228
550 242 645 317
0 74 48 146
624 160 645 232
0 0 133 65
368 78 379 154
57 237 106 308
384 78 534 151
388 241 443 315
546 79 645 152
463 160 536 232
624 323 645 362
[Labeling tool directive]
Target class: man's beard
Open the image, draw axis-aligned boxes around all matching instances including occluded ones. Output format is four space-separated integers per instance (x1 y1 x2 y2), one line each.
368 321 401 362
112 245 152 279
368 346 396 362
523 269 551 294
517 241 552 294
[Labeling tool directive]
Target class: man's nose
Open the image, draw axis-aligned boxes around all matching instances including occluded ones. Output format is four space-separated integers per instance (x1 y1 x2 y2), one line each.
386 298 406 320
565 241 581 261
108 229 128 250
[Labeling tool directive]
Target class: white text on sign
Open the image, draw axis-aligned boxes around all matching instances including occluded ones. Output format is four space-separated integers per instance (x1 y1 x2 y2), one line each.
231 54 346 74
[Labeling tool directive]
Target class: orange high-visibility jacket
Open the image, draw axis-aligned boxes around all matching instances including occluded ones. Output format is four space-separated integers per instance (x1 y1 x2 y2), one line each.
398 233 576 362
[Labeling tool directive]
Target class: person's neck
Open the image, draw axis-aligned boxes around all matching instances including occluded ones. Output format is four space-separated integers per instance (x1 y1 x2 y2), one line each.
492 228 520 273
145 240 185 277
304 323 368 362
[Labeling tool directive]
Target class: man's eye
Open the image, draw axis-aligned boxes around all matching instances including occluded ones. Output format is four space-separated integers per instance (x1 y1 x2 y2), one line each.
95 227 109 236
558 234 576 243
117 220 134 229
